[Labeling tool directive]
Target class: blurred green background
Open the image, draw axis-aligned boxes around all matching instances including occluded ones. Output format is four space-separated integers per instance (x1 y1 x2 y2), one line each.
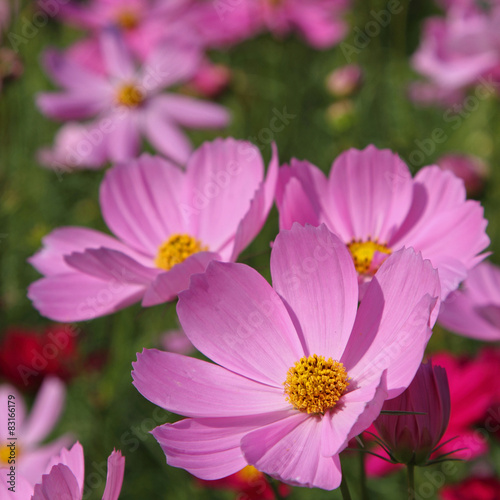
1 0 500 498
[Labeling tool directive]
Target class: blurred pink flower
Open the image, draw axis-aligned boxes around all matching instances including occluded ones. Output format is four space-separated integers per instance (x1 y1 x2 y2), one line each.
439 261 500 341
32 442 124 500
37 30 230 166
373 360 451 466
276 145 489 299
326 64 363 97
0 377 71 485
437 154 489 197
186 60 231 98
28 138 277 322
132 224 440 489
161 329 194 355
440 476 500 500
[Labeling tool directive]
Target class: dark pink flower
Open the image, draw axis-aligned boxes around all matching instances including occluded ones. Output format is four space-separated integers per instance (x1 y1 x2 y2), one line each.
28 138 277 321
437 154 489 197
132 224 441 489
440 476 500 500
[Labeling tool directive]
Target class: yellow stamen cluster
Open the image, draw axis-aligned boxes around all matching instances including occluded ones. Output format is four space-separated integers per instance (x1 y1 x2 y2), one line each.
237 465 262 483
155 234 207 271
116 84 144 108
0 444 19 464
116 10 139 30
284 354 350 414
347 239 391 274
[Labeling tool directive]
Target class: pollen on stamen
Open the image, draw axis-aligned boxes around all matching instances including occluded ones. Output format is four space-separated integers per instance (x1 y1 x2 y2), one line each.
116 10 139 30
116 84 144 108
155 234 208 271
347 239 392 275
284 354 350 414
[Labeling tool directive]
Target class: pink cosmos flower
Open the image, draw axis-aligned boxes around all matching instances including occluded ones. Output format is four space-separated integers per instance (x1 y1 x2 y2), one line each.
326 64 363 97
439 261 500 341
28 138 277 322
276 145 489 299
440 476 500 500
36 30 230 166
437 153 489 197
32 442 124 500
373 360 451 466
0 377 71 485
161 328 194 355
132 223 441 490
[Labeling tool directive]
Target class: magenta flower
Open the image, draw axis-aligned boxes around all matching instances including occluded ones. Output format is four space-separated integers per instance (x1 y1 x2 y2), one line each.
32 442 124 500
439 261 500 341
37 30 230 166
132 224 441 490
276 145 489 299
373 360 451 466
437 153 489 197
0 377 71 485
28 138 277 322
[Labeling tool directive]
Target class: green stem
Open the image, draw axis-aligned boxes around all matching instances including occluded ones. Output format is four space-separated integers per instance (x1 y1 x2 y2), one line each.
407 464 415 500
359 447 369 500
340 473 352 500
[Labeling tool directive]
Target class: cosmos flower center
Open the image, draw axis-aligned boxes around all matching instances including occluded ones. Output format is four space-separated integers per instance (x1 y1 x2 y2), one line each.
116 84 144 108
116 10 139 30
155 234 208 271
0 443 19 464
284 354 350 414
237 465 262 482
347 239 391 274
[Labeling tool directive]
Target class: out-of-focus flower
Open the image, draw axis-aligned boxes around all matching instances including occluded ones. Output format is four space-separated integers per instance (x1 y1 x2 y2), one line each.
161 329 194 355
366 348 498 476
325 100 355 131
276 145 489 300
440 476 500 500
439 261 500 341
0 377 71 485
186 60 231 98
437 154 489 197
37 30 230 166
326 64 362 97
0 48 23 92
0 325 79 389
28 138 277 322
373 361 450 466
132 224 440 490
198 465 290 499
0 442 125 500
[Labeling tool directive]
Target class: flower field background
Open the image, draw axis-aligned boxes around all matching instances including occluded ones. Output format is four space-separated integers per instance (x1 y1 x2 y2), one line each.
1 1 500 499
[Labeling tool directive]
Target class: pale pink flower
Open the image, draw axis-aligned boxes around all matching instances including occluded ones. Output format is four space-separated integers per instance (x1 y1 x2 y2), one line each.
0 377 71 485
161 328 194 355
132 224 441 490
276 145 489 299
32 442 124 500
28 138 277 322
373 360 451 466
37 30 230 166
439 261 500 341
326 64 363 97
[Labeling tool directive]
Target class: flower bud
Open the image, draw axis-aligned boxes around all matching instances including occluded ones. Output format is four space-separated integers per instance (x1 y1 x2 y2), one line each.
326 64 362 97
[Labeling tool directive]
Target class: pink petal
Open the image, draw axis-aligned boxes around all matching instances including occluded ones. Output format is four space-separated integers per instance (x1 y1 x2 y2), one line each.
36 92 107 121
105 111 141 163
241 413 342 490
271 224 358 360
184 138 265 253
102 450 125 500
22 377 65 447
100 29 135 81
29 227 151 276
327 146 414 243
142 251 219 306
153 94 229 128
143 104 192 165
132 349 288 417
177 261 304 387
0 385 25 442
229 143 278 261
45 443 85 495
65 248 159 284
0 472 32 499
32 464 81 500
151 412 291 480
100 154 188 256
341 248 441 398
28 273 145 322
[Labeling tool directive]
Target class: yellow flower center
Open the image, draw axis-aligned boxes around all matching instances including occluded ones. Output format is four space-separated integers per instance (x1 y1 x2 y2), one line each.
116 10 139 30
237 465 262 483
0 443 19 464
116 84 144 108
155 234 207 271
347 239 391 275
284 354 350 414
